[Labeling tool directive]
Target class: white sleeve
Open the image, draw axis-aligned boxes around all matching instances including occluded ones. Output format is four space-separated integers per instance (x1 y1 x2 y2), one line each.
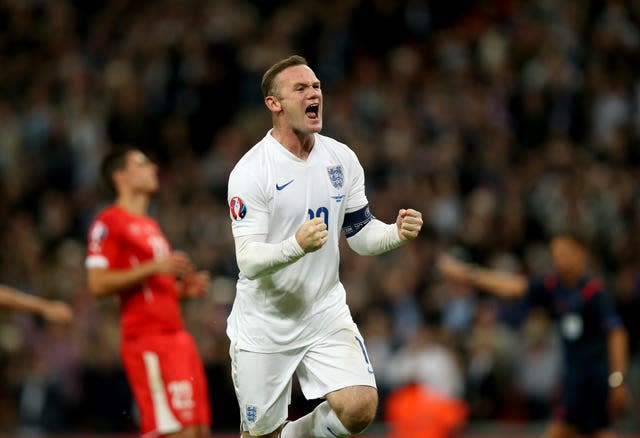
346 218 404 256
234 234 306 280
344 149 369 211
228 164 269 237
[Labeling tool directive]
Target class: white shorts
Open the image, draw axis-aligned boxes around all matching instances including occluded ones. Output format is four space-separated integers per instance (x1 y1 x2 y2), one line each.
230 325 377 436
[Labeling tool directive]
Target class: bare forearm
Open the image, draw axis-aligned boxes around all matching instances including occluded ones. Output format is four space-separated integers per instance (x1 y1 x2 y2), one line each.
88 262 158 297
467 267 528 299
438 254 528 299
0 285 51 314
608 327 628 375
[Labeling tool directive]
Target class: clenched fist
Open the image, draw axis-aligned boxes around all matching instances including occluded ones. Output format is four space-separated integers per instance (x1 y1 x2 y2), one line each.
296 217 328 253
396 209 423 241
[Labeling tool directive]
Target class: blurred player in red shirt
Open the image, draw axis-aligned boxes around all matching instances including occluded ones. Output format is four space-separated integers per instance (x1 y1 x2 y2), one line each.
86 147 211 438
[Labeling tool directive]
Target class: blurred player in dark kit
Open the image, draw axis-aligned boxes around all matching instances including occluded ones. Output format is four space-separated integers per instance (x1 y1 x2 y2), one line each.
438 232 628 438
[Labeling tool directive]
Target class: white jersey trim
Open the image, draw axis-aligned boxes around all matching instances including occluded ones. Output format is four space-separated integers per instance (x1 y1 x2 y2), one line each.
143 351 182 434
85 255 109 269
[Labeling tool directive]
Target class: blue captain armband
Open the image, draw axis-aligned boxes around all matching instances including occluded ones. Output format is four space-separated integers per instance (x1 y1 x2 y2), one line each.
342 205 374 238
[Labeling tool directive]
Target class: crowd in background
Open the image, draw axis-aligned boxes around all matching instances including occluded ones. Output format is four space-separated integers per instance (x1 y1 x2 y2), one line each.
1 0 640 433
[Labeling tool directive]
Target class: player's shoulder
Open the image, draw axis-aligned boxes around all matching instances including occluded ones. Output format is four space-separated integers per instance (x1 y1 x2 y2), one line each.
92 204 122 223
316 133 351 152
542 274 559 292
230 134 272 176
87 205 121 243
315 133 359 162
580 276 605 301
90 205 133 232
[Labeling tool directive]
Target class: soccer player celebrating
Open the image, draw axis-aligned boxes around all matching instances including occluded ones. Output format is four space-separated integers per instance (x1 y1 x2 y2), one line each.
437 232 628 438
86 147 211 437
226 55 424 438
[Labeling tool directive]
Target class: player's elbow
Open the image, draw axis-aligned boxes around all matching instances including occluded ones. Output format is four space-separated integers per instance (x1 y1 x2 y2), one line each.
346 237 379 256
350 246 377 256
87 281 107 298
240 269 260 281
235 256 262 280
86 270 110 297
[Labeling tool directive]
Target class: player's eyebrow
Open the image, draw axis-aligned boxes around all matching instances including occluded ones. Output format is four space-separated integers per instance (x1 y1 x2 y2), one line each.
293 80 321 88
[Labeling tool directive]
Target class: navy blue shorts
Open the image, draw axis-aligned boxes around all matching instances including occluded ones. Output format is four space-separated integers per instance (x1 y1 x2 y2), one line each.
555 371 610 434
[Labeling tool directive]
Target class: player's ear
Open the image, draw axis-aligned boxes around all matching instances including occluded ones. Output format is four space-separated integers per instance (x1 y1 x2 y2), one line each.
112 168 126 188
265 95 282 112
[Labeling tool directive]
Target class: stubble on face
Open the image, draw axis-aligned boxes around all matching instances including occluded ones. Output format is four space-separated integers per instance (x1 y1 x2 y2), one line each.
273 65 323 136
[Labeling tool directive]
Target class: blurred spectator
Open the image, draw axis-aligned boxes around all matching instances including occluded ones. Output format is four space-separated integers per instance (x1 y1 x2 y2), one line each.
514 308 562 421
385 323 467 438
387 323 464 399
0 0 639 433
464 299 519 420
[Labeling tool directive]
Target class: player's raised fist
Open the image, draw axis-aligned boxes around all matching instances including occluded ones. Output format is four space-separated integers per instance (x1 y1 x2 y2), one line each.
296 217 328 253
396 208 423 241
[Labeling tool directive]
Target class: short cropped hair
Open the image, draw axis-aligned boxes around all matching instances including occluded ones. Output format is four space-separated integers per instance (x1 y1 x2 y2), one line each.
551 225 591 249
100 146 138 196
261 55 308 98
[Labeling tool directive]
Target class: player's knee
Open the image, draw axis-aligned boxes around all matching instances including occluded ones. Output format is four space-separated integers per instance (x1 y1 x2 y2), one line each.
167 426 201 438
336 391 378 433
240 430 279 438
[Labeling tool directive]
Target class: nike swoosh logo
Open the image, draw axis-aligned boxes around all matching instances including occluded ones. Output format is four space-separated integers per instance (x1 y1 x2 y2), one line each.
276 179 294 191
327 427 340 437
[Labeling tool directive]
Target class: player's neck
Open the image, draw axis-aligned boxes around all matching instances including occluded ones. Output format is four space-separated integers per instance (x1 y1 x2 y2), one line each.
115 193 149 216
558 270 584 287
271 127 315 160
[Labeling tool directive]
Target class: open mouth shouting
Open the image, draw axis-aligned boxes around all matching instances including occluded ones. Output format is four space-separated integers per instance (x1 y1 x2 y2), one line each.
305 103 320 120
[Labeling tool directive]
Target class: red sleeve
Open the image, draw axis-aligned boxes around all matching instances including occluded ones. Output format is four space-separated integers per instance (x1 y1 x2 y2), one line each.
86 210 122 269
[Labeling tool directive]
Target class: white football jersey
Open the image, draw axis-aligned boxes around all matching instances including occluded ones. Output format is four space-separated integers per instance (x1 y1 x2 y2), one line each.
227 130 368 352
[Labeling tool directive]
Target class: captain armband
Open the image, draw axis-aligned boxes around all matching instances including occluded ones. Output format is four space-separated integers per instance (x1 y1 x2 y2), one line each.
342 205 373 238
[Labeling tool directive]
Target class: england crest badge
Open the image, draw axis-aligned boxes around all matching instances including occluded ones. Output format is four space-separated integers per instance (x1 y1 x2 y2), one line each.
327 165 344 189
246 405 257 423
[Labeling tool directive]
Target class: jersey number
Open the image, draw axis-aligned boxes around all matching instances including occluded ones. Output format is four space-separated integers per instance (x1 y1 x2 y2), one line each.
308 207 329 227
148 235 169 260
168 380 195 410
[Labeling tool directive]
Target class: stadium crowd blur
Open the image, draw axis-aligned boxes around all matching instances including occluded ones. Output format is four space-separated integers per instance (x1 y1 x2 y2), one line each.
1 0 640 434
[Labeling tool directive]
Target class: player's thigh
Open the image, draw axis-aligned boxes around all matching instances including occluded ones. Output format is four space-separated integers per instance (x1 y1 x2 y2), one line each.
544 420 578 438
590 429 617 438
121 332 210 434
165 425 205 438
296 326 377 401
175 332 211 426
230 342 302 436
562 374 610 434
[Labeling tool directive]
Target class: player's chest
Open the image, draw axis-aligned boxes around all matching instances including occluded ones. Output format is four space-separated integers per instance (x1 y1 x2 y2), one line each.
270 163 346 208
121 222 170 260
551 290 585 315
552 292 590 341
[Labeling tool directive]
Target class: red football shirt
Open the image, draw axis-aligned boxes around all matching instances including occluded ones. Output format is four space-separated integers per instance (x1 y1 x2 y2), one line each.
86 205 184 340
